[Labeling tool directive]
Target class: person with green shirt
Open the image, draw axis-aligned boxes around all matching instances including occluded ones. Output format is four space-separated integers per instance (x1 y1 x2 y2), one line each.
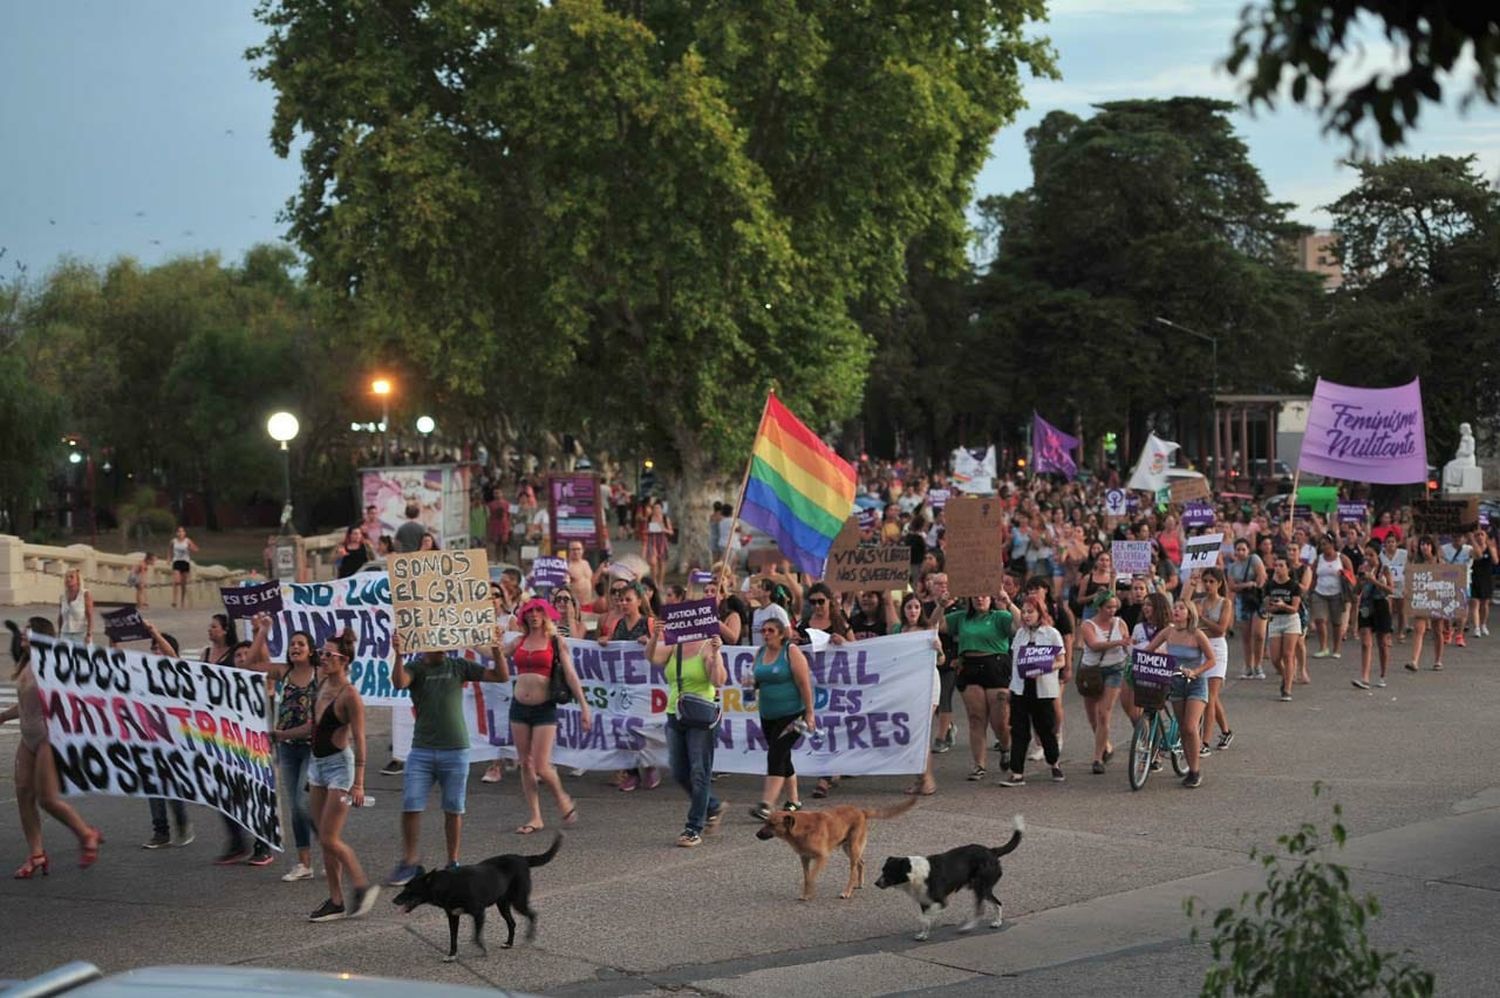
940 590 1016 781
647 598 728 848
385 629 510 886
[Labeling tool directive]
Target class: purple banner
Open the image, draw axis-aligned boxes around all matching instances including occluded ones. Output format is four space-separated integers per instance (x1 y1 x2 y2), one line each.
1182 502 1216 528
1032 412 1079 480
1132 649 1178 687
858 507 880 531
928 488 951 511
103 606 153 643
1015 643 1061 679
689 570 715 586
220 580 284 621
548 474 601 545
662 598 719 646
530 556 568 591
1337 500 1368 523
1298 378 1428 485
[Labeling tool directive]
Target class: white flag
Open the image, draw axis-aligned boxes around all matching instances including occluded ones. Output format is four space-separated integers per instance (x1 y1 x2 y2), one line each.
1126 432 1180 492
952 446 997 494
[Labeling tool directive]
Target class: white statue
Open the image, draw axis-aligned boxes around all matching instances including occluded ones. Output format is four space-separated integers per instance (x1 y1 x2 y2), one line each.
1444 422 1481 493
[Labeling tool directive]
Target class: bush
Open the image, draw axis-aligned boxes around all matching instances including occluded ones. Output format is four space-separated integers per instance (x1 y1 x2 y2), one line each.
1186 788 1434 997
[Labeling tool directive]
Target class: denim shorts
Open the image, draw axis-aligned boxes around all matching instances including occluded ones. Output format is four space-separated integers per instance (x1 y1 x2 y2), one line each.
1168 673 1209 703
403 746 471 814
1100 664 1125 689
509 699 558 726
308 747 355 792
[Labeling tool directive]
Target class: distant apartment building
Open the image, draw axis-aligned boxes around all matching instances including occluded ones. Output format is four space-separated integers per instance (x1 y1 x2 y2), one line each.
1296 230 1344 290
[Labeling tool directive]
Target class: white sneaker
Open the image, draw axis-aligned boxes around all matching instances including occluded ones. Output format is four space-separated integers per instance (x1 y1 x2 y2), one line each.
282 863 315 882
1374 679 1387 688
1027 745 1044 762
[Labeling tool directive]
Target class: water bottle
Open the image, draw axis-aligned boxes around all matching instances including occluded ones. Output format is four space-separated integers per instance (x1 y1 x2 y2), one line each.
784 717 823 749
341 794 375 807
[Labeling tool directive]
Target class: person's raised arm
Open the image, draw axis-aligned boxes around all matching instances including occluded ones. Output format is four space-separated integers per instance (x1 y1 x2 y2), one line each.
478 633 511 683
706 636 728 687
244 613 285 678
646 617 672 666
391 630 412 689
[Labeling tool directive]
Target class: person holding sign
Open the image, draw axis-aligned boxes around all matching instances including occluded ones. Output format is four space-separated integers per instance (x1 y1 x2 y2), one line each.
895 592 944 797
1192 569 1234 754
386 628 512 886
745 605 816 822
941 593 1016 782
248 614 322 882
507 599 590 836
996 597 1065 788
305 629 380 922
3 618 104 878
1143 601 1215 789
646 600 727 848
1404 536 1449 673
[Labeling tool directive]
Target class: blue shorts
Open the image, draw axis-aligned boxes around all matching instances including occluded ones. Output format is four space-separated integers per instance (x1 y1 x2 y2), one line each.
308 747 354 792
1169 673 1209 704
509 699 558 726
1100 665 1125 689
402 746 471 814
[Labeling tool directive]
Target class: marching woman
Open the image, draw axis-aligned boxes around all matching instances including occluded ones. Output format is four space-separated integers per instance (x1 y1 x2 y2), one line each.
1353 540 1394 689
997 596 1065 787
1405 535 1449 672
745 605 816 821
3 618 103 878
203 614 273 868
1075 549 1114 622
1264 555 1304 702
56 569 94 646
507 599 589 835
1470 529 1494 638
1226 537 1267 679
1193 568 1233 753
248 614 321 882
647 594 727 847
1077 590 1129 774
1144 600 1216 789
895 592 943 797
601 581 658 791
306 629 379 921
941 591 1016 781
1309 535 1353 660
168 525 199 609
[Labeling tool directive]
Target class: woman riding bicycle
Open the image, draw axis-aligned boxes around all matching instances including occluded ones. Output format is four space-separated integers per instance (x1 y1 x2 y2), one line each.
1143 600 1215 789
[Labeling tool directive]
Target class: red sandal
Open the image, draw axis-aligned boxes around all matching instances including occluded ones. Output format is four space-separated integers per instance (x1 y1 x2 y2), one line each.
14 852 49 879
80 827 104 869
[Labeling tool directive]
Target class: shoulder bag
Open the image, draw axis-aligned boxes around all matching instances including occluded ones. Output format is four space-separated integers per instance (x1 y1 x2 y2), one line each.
547 636 574 705
673 645 721 729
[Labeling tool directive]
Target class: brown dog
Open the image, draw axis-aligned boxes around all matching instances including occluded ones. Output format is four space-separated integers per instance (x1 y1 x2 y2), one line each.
755 797 917 900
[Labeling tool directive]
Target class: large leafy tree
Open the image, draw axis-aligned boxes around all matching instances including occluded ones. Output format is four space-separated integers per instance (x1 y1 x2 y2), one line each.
1313 155 1500 459
971 98 1323 467
249 0 1054 566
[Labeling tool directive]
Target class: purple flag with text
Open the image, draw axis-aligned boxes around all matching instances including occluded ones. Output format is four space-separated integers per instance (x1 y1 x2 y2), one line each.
1297 378 1428 485
1032 412 1079 480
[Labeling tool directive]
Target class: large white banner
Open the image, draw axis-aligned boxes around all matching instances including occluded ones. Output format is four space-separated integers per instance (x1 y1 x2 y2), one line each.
264 577 403 705
393 632 935 777
28 634 282 849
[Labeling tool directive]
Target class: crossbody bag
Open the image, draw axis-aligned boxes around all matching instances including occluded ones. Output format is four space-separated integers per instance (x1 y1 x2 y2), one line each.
674 645 721 729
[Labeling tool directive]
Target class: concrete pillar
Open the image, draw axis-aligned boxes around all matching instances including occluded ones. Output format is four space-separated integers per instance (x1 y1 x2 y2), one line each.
0 535 24 606
1239 407 1250 479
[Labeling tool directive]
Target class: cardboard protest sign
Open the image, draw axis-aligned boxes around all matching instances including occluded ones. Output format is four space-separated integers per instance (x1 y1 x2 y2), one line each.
103 605 153 643
1131 649 1178 686
1408 564 1467 620
662 598 719 645
1111 540 1154 577
1337 500 1369 524
1412 498 1479 536
943 498 1006 597
1181 533 1225 573
1169 476 1211 504
388 548 496 652
824 517 910 593
1015 644 1060 679
529 556 568 592
30 634 281 849
220 580 284 621
1181 502 1216 529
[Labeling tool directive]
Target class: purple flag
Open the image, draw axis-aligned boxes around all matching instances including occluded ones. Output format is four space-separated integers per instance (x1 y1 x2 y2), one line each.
1032 412 1079 480
1297 378 1427 485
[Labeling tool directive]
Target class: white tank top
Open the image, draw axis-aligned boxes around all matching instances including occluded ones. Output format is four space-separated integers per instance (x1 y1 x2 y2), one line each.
1314 554 1343 596
59 589 88 635
172 538 191 562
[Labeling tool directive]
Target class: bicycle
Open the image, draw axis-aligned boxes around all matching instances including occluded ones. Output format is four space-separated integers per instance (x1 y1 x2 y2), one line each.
1127 669 1188 791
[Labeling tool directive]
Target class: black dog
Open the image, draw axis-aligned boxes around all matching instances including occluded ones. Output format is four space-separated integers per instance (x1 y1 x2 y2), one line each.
391 834 561 961
874 815 1023 941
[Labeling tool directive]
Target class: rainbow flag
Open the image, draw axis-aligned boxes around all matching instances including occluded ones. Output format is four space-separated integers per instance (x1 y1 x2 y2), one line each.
740 394 857 576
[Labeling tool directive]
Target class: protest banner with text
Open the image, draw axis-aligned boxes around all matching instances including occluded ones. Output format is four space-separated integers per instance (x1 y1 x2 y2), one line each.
943 499 1006 597
264 577 401 705
1169 477 1211 504
1015 644 1061 679
823 518 910 593
220 581 284 621
1181 533 1225 573
29 634 281 849
103 606 153 643
1111 540 1154 577
388 548 496 653
1131 649 1178 686
1408 565 1468 620
662 598 720 645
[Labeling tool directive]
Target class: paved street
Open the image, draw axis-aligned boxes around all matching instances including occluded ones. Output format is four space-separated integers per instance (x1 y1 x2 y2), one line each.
3 602 1499 995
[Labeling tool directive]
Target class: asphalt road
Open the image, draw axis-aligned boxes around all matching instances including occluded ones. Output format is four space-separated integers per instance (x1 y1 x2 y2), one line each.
3 602 1499 995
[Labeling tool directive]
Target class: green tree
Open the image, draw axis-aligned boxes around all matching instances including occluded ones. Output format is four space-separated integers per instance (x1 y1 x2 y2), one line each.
1228 1 1500 148
250 0 1054 566
972 98 1322 467
1313 155 1500 460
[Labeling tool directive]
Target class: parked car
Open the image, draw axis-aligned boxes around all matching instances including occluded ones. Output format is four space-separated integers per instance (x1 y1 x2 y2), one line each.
0 962 529 998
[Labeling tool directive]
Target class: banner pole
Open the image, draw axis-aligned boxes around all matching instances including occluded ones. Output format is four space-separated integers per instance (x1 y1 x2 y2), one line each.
722 392 773 577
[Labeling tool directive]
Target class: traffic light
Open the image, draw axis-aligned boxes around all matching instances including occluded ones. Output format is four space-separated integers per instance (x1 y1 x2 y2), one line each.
1103 431 1118 455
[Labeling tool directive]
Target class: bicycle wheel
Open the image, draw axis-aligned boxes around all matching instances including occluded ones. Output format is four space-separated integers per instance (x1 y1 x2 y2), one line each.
1128 712 1157 791
1166 718 1188 776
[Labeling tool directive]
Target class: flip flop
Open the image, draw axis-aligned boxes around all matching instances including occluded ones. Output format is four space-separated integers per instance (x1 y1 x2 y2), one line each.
903 784 937 797
514 824 541 835
561 807 578 827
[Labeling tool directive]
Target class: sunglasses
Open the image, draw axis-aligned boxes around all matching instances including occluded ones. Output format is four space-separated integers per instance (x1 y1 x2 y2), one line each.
322 649 347 660
554 595 573 604
759 626 779 634
808 597 828 605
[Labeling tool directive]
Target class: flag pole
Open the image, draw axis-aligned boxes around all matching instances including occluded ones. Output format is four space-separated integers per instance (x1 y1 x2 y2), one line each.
721 391 774 579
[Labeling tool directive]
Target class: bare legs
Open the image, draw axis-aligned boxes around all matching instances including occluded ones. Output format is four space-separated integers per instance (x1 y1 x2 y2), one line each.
512 723 574 831
1085 686 1120 765
15 742 91 860
312 787 368 907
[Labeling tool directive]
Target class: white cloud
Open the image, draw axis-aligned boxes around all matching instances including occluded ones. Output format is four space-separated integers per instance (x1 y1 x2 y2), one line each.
1027 58 1240 107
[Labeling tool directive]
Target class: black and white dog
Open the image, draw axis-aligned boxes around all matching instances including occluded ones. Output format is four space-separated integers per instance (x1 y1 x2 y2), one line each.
874 815 1024 941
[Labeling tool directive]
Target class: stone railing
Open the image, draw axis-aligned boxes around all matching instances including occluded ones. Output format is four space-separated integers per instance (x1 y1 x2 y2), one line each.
0 534 252 607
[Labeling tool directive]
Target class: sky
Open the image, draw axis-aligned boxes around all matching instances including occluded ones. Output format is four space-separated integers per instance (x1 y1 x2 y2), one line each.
3 1 1497 279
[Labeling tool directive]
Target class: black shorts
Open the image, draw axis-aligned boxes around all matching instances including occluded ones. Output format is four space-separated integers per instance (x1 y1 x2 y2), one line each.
761 713 799 778
509 699 559 726
1359 599 1393 635
956 654 1010 692
172 560 191 575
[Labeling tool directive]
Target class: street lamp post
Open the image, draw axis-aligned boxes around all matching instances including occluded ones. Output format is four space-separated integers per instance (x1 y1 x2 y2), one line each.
266 411 300 533
1154 316 1221 484
415 415 435 462
64 435 96 547
371 377 393 466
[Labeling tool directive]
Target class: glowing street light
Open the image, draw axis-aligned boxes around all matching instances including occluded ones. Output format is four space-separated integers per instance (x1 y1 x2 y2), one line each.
371 377 394 465
415 415 436 435
267 411 300 530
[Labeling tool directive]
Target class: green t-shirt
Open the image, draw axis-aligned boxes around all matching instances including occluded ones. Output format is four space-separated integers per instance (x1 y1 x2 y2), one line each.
665 645 716 715
407 655 487 750
944 609 1014 656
